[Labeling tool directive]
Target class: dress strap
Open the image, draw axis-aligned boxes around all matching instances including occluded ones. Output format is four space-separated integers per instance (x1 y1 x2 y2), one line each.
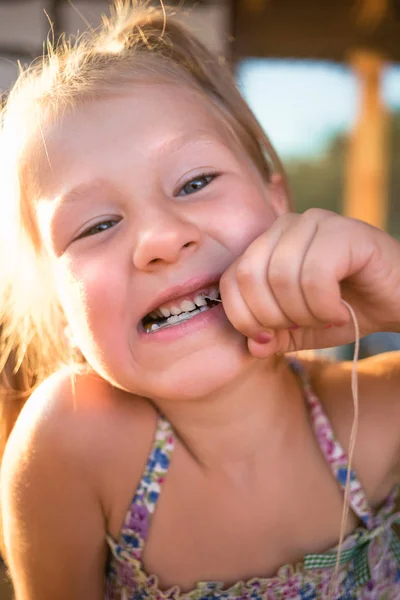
288 358 376 529
132 414 175 514
108 414 175 561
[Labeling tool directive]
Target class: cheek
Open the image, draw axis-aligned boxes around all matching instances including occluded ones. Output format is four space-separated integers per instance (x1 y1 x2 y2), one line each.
55 254 126 343
208 184 277 254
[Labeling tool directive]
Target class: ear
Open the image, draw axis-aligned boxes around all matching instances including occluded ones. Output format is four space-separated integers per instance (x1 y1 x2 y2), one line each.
268 173 290 217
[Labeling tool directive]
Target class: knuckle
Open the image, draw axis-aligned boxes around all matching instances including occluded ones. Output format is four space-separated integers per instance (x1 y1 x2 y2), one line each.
302 207 336 222
268 261 289 291
301 269 324 294
301 257 327 287
275 212 298 226
235 257 256 286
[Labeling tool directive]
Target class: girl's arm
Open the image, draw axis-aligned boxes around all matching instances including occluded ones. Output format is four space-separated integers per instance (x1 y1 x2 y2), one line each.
310 352 400 501
0 372 107 600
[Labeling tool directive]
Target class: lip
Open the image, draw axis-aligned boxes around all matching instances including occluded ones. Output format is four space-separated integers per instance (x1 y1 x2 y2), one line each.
139 273 222 324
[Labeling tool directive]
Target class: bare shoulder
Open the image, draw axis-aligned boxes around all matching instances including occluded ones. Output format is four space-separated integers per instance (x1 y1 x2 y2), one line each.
300 352 400 506
301 350 400 401
1 368 157 599
4 366 157 491
5 366 158 531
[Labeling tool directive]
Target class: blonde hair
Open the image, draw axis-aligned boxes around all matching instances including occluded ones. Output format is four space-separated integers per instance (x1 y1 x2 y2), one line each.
0 0 285 514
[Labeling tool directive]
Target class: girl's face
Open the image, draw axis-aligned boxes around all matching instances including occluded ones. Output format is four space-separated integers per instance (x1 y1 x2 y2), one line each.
35 83 287 401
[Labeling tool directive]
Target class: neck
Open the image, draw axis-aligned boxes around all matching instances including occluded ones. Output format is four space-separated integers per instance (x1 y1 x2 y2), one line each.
156 357 306 475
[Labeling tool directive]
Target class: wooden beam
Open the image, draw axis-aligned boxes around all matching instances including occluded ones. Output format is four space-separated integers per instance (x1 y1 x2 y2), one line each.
234 0 400 62
0 47 37 60
344 51 389 229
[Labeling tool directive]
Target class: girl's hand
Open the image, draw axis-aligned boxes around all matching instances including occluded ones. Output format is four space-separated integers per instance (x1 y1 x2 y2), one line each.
219 209 400 358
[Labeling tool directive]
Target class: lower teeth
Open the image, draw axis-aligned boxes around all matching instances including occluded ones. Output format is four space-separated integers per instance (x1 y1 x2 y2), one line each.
147 305 210 332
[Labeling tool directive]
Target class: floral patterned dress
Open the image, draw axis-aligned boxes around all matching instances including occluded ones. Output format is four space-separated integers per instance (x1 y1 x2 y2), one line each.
105 360 400 599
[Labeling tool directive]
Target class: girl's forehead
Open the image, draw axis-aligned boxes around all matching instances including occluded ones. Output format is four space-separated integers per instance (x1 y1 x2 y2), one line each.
33 83 240 197
53 83 229 147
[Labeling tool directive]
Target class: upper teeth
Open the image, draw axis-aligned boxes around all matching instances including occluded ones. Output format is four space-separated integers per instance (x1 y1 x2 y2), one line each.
149 286 219 319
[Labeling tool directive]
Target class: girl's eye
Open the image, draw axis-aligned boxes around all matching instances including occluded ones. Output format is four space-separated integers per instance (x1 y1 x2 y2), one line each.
178 174 216 197
76 219 119 240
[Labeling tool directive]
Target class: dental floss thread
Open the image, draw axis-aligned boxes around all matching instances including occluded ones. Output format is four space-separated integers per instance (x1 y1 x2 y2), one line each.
207 296 362 597
329 300 360 597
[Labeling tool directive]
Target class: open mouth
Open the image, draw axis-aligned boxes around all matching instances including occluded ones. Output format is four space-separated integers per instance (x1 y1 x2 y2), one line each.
141 287 221 333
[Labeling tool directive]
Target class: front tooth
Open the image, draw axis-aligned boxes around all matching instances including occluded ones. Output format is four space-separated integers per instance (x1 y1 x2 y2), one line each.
208 288 219 300
160 307 171 318
180 299 196 312
170 306 181 315
194 295 207 307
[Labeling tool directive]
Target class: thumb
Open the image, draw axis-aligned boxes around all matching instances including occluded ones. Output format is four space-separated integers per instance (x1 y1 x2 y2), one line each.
247 331 282 358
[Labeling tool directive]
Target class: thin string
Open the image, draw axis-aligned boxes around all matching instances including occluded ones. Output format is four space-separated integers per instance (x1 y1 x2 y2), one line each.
206 295 361 597
330 300 360 597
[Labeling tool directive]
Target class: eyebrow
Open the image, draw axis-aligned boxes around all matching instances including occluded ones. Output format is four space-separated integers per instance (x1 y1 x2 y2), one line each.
55 179 106 207
56 130 224 206
155 130 221 158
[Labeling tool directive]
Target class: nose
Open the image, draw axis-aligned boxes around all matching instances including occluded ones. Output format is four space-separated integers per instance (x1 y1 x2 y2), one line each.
132 205 201 270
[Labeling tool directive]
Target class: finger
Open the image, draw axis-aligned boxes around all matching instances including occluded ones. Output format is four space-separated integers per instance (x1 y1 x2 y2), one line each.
247 330 288 358
266 209 341 328
232 213 299 331
300 218 353 324
219 263 275 342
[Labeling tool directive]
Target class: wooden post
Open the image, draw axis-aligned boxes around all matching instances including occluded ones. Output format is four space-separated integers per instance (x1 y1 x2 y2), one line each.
344 50 389 229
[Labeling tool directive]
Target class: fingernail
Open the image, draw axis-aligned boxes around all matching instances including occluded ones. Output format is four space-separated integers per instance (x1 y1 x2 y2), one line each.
253 332 273 344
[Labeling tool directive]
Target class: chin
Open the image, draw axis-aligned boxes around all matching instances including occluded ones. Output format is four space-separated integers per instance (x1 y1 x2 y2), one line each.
86 334 253 403
139 341 253 403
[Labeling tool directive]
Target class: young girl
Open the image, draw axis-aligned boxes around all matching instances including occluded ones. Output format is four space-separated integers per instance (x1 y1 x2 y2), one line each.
0 2 399 599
